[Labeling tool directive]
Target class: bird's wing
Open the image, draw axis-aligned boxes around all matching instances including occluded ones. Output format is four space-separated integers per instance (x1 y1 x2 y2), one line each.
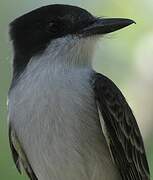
9 125 38 180
92 73 150 180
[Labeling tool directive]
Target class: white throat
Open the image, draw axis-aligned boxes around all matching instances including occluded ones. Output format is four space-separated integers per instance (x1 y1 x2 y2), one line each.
30 35 98 71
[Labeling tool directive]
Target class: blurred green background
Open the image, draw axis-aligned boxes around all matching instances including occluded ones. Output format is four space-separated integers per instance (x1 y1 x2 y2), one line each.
0 0 153 179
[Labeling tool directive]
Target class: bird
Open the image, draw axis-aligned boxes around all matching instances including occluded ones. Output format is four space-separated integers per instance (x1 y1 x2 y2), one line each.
8 4 150 180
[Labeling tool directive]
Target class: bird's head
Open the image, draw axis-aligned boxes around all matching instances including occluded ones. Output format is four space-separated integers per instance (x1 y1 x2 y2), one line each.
10 4 135 75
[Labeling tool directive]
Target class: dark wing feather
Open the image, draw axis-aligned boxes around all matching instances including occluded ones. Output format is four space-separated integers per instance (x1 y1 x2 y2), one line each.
9 125 38 180
9 125 21 174
93 73 150 180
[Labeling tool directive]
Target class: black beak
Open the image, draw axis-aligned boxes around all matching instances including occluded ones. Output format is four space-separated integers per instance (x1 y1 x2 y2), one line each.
80 18 135 36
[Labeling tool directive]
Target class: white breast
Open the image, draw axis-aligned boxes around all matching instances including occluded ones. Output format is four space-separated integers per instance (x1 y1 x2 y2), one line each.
8 36 120 180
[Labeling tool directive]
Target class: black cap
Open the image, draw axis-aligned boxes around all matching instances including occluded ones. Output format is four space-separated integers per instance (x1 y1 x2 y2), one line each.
10 4 135 56
10 4 135 79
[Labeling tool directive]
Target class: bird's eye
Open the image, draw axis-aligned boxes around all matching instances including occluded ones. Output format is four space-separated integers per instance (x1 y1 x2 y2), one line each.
47 21 58 33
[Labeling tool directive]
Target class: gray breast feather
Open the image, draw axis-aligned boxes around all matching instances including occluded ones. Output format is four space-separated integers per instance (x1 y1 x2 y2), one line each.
8 61 120 180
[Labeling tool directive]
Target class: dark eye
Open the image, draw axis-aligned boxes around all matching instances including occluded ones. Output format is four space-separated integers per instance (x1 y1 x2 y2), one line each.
47 21 59 33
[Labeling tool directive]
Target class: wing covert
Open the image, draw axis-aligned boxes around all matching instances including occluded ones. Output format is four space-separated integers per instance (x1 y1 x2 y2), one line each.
9 125 38 180
93 73 150 180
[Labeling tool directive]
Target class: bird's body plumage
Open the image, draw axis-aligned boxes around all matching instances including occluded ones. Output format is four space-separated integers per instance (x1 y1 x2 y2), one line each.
8 37 120 180
8 4 150 180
